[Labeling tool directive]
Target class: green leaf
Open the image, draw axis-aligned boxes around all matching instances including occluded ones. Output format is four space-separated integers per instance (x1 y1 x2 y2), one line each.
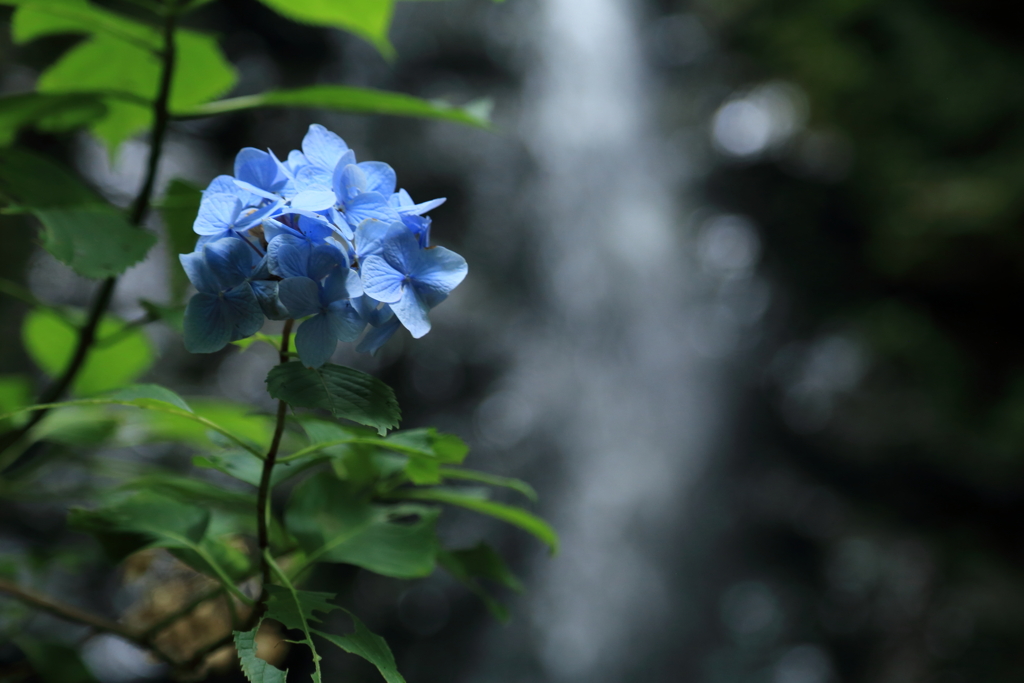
438 542 521 622
253 0 395 58
440 542 523 592
0 146 102 209
0 93 107 146
395 488 558 554
69 490 209 560
119 473 255 512
314 611 406 683
34 207 156 279
232 333 283 352
178 85 491 130
11 0 158 48
158 179 202 301
15 638 98 683
22 308 155 396
69 490 253 603
31 405 118 445
139 299 185 332
110 384 191 412
263 564 335 683
35 25 236 152
0 375 31 431
439 467 537 502
132 396 273 453
0 396 265 457
266 362 400 436
235 623 289 683
195 449 317 488
287 472 439 578
265 584 337 631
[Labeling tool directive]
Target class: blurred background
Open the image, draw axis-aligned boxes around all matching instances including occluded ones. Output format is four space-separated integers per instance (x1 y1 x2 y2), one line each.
3 0 1024 681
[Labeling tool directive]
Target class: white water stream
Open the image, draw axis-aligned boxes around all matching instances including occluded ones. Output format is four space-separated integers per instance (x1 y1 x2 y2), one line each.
469 0 730 680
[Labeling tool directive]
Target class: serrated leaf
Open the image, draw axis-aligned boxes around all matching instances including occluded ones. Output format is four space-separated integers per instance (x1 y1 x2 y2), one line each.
0 146 102 209
263 577 335 683
110 384 191 412
159 179 201 301
34 207 156 278
265 584 337 631
180 85 491 129
287 472 439 578
22 308 154 395
395 488 558 554
266 362 400 436
235 623 288 683
253 0 395 58
0 92 107 146
314 611 405 683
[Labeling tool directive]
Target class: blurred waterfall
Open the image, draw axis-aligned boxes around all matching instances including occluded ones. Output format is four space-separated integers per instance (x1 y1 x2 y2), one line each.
470 0 728 680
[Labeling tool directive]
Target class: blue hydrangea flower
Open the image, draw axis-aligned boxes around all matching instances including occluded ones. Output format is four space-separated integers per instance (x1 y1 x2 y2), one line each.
181 124 466 359
180 238 266 352
359 222 468 338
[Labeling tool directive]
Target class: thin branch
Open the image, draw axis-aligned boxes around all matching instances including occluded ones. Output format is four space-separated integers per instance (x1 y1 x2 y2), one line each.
256 319 294 592
0 578 177 667
0 2 180 472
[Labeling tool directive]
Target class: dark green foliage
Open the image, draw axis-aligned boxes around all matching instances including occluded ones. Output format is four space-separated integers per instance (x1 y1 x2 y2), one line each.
439 542 523 622
266 362 401 436
287 472 440 578
0 1 544 680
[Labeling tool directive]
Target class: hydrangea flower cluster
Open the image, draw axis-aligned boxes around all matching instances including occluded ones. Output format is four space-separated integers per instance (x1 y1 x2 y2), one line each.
180 124 468 367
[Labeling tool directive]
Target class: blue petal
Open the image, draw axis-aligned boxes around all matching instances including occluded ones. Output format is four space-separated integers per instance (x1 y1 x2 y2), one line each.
251 280 290 320
399 196 446 216
410 246 468 307
183 292 233 353
295 313 337 368
235 147 283 192
204 175 252 203
357 317 401 355
278 277 322 318
326 300 366 341
360 255 405 304
391 287 432 338
321 268 355 303
193 193 242 235
302 124 352 171
357 162 396 196
354 297 394 327
296 214 334 242
354 219 392 261
334 163 366 201
223 284 265 340
179 250 219 294
204 237 258 289
381 221 420 274
233 179 279 202
343 192 400 227
295 164 332 193
290 190 337 212
268 234 311 278
308 242 346 281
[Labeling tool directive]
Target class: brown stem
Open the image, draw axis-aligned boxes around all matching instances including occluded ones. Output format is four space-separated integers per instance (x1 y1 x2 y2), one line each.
0 578 177 667
0 3 180 470
256 319 294 593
